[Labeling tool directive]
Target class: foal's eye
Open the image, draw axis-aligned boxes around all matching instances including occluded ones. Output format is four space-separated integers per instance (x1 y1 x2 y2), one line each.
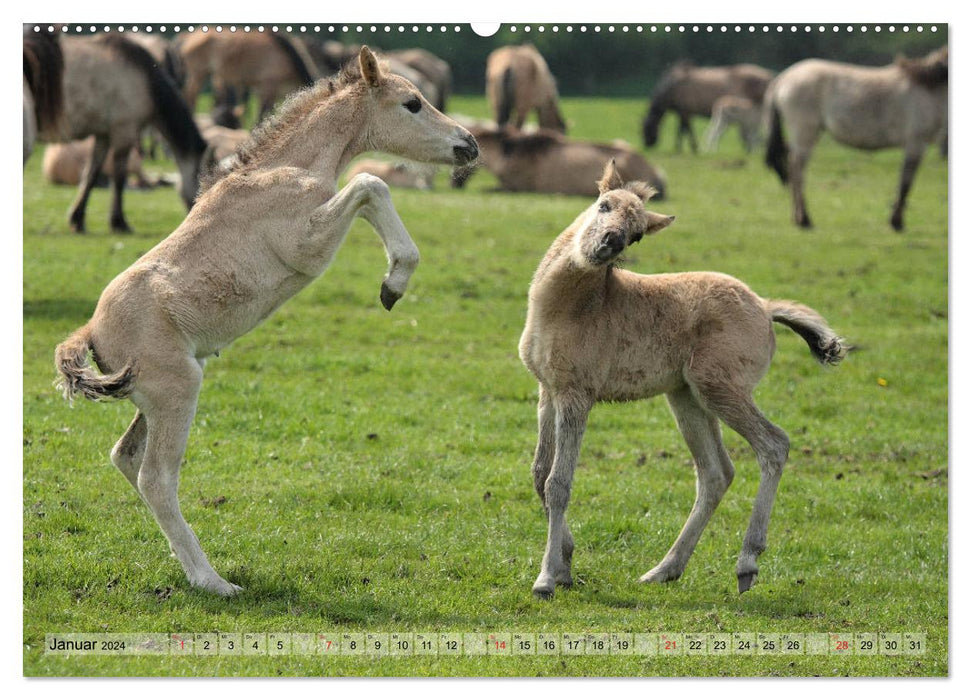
598 201 611 213
404 98 422 114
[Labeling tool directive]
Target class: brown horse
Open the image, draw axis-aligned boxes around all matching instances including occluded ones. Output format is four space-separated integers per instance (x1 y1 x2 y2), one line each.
389 48 452 112
58 34 207 233
454 125 666 199
642 62 774 152
486 44 566 133
179 31 319 123
23 30 64 164
42 137 157 189
765 47 948 231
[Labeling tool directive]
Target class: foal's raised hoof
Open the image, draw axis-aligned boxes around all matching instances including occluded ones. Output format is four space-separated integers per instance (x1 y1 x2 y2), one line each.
737 572 757 594
379 282 401 311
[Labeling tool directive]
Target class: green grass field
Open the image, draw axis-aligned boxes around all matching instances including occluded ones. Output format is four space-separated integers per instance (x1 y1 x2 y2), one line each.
22 96 948 676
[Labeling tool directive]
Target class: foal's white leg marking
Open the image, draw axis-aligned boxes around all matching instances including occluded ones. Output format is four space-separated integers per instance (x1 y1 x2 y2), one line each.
640 387 735 584
304 173 420 309
135 357 241 597
533 394 591 599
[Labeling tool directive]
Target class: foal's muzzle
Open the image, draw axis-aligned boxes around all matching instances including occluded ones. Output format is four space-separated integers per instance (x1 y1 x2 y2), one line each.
453 134 479 165
593 230 625 262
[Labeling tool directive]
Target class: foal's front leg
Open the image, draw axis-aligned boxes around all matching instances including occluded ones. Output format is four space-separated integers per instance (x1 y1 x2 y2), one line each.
302 174 420 310
533 393 591 599
531 386 575 571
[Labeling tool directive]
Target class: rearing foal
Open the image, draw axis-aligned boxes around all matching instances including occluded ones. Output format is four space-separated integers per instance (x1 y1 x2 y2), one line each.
520 160 845 598
55 47 478 596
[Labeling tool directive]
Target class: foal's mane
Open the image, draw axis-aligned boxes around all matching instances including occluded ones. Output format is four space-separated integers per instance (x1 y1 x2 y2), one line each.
200 62 364 191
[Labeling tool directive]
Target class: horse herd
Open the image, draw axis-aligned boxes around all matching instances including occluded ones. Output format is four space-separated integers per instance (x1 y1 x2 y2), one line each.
23 30 944 599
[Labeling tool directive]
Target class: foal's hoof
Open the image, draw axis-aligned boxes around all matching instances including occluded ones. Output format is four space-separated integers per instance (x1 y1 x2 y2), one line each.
380 282 401 311
639 563 682 584
532 574 556 600
195 575 244 597
737 572 757 594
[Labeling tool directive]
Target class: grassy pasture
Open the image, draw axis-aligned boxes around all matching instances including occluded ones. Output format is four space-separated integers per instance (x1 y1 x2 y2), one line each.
22 96 947 676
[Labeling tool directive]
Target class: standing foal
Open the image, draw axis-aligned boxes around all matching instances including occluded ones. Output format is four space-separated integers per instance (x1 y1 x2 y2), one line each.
519 160 845 598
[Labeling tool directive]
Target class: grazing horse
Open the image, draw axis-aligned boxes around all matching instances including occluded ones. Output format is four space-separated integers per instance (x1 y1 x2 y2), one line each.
486 44 566 133
704 95 762 153
642 62 773 152
765 47 948 231
520 160 846 598
179 31 319 124
453 125 666 198
59 34 207 233
55 47 478 596
23 31 65 164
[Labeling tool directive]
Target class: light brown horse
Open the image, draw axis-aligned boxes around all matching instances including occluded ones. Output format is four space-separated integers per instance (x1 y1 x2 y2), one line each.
642 62 774 152
58 34 207 232
520 159 846 598
179 31 319 123
42 137 156 189
55 47 477 596
454 125 666 198
486 44 566 133
765 46 948 231
389 48 452 112
23 30 64 164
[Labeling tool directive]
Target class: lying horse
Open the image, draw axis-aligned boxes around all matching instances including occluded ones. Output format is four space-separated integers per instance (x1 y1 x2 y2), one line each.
55 47 477 596
346 159 435 190
453 126 666 199
486 44 566 133
765 46 948 231
42 137 157 189
519 159 846 598
643 62 773 152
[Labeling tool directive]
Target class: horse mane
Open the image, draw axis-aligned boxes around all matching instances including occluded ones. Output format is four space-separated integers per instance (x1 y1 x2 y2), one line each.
896 46 948 88
98 34 206 158
270 34 318 86
201 62 364 191
23 32 65 138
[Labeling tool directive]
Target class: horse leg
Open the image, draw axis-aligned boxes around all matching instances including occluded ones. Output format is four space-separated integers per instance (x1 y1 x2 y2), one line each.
108 146 133 233
683 115 698 154
68 136 110 233
110 410 148 491
135 354 242 596
890 148 925 232
704 112 725 152
789 147 813 228
640 386 735 584
533 392 591 599
531 385 574 571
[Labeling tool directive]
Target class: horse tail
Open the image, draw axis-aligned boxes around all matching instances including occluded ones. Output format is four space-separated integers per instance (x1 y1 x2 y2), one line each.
162 41 186 89
270 34 318 87
496 67 515 127
55 326 137 402
767 300 847 366
23 32 65 139
100 35 206 162
764 89 789 184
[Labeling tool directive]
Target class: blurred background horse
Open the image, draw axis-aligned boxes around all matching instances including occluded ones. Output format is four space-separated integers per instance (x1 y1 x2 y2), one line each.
486 44 566 133
23 31 64 164
765 46 947 231
642 62 773 152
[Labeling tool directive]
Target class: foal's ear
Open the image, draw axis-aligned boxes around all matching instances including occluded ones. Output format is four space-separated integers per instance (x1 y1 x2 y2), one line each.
597 158 624 194
645 211 676 235
359 46 383 87
625 181 657 202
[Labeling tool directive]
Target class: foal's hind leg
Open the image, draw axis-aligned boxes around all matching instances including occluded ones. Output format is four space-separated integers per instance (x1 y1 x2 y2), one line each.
531 386 574 577
110 411 147 491
68 135 110 233
135 356 241 596
698 387 789 593
640 386 735 584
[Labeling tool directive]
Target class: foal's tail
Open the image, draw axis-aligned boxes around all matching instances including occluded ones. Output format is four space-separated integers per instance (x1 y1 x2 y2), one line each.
767 300 847 365
764 88 789 184
55 326 137 402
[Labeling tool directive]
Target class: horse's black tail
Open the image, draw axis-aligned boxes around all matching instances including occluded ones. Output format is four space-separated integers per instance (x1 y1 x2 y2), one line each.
496 67 515 127
100 35 207 162
161 42 186 89
765 98 789 184
23 31 65 139
270 34 318 87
